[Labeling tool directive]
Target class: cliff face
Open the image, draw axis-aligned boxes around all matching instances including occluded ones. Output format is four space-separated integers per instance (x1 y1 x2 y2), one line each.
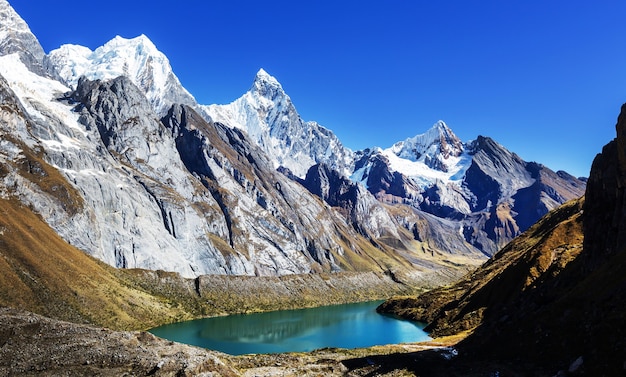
583 103 626 266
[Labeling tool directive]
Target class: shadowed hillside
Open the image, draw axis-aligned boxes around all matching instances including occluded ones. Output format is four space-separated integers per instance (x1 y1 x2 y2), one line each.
378 197 584 339
378 104 626 375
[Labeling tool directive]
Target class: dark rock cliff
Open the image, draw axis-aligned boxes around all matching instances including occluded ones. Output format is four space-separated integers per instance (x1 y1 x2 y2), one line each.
583 103 626 266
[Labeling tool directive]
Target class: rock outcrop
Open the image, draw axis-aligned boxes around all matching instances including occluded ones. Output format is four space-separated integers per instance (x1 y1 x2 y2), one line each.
0 0 58 79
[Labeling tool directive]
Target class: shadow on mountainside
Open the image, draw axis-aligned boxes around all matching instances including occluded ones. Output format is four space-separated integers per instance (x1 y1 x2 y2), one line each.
374 103 626 376
341 349 553 376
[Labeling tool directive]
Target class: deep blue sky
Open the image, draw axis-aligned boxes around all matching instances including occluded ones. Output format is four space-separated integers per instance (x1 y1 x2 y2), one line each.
9 0 626 178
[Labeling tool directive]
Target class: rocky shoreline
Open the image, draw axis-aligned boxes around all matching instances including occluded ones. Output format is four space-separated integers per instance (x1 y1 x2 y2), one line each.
0 306 466 377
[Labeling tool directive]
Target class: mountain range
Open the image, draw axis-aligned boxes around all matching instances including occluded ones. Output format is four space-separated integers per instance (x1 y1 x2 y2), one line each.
4 0 625 375
0 0 584 283
375 100 626 374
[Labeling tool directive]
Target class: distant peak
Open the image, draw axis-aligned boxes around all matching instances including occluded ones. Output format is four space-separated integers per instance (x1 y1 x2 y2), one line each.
0 0 31 34
251 68 285 97
256 68 271 78
434 120 449 129
106 34 158 51
388 120 464 163
254 68 281 86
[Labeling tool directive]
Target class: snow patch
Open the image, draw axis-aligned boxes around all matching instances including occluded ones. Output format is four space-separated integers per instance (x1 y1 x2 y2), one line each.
0 53 86 142
381 148 472 188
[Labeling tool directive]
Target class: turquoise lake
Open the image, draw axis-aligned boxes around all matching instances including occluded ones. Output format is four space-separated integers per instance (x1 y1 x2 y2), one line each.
149 301 430 355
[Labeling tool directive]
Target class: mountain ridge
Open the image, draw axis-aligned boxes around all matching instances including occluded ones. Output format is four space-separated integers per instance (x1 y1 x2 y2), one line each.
376 103 626 374
0 0 583 282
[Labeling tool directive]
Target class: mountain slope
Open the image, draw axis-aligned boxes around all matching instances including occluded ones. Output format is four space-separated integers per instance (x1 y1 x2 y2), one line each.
203 66 585 259
378 197 584 338
0 36 479 282
0 0 584 286
0 195 202 330
354 131 585 257
0 0 490 280
378 103 626 375
0 0 57 79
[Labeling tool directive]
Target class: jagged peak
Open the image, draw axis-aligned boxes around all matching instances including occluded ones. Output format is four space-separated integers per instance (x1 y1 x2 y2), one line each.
48 31 197 114
389 120 463 160
425 120 458 141
251 68 285 98
0 0 33 38
255 68 280 84
49 33 171 89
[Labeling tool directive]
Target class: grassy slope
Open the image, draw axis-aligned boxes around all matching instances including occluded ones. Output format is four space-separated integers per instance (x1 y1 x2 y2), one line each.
380 194 626 374
379 197 585 338
0 197 202 330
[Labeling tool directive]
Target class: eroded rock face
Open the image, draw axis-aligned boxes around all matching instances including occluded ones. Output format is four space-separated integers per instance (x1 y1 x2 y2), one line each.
302 163 401 239
583 103 626 266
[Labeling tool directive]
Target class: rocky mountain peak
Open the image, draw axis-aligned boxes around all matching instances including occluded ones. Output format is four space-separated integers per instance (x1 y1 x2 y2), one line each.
0 0 32 42
48 34 196 115
0 0 56 78
204 69 354 178
388 120 464 166
433 120 464 156
250 68 289 104
253 68 282 88
583 102 626 266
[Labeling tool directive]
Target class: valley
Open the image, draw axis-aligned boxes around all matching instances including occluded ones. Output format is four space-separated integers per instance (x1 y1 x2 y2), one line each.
1 0 623 375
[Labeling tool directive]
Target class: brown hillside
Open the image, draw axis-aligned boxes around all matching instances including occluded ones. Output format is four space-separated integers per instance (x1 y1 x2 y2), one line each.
379 103 626 375
378 196 584 338
0 197 202 330
0 195 427 332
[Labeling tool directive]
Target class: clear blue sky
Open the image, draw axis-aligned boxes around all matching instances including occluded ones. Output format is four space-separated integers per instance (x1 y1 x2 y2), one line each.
9 0 626 178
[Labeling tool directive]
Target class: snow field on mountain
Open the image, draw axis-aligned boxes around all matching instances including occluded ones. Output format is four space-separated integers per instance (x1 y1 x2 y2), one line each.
0 53 85 148
381 148 472 188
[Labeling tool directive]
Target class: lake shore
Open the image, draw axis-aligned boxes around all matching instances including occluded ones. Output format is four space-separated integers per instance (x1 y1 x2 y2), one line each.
116 266 474 331
0 305 473 377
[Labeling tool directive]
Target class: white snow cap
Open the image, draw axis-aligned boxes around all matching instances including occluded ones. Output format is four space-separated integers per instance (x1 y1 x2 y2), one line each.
0 0 33 38
48 34 195 114
253 68 282 90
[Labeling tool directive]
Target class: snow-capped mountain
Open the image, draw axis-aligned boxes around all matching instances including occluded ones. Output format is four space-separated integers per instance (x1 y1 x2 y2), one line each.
0 0 586 282
0 0 57 79
48 35 197 115
203 69 355 178
352 121 472 190
351 127 585 254
0 0 490 281
388 120 465 170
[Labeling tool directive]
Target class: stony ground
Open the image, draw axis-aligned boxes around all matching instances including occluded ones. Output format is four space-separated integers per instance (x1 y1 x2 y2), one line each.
0 307 239 376
0 306 471 377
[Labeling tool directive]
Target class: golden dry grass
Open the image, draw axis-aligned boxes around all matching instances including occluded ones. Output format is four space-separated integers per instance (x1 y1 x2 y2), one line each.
379 197 585 338
0 197 199 330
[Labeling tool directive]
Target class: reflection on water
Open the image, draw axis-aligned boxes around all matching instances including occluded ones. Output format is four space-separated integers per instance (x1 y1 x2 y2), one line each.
199 303 364 342
150 301 429 355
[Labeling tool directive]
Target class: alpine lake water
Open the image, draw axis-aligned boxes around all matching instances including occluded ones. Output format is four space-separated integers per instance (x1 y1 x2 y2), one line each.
149 301 430 355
